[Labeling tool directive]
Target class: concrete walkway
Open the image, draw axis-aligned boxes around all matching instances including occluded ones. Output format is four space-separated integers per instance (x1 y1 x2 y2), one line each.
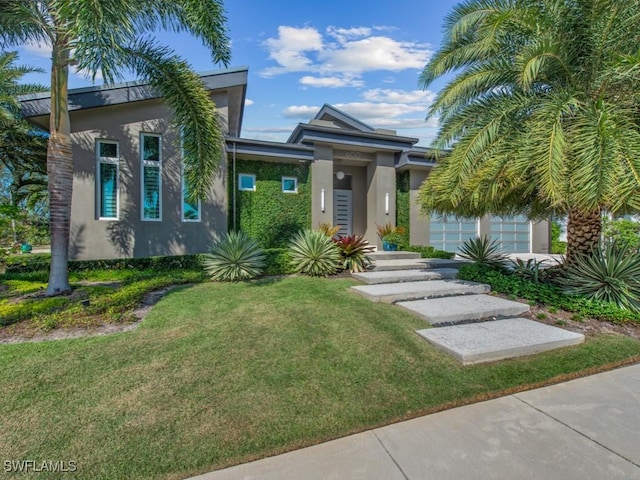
190 364 640 479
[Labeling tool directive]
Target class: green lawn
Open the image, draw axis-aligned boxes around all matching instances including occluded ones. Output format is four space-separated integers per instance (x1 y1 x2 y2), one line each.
1 276 639 479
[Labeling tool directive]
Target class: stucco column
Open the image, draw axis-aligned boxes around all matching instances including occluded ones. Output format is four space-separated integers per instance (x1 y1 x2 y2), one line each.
532 220 550 253
409 169 430 246
311 144 334 228
366 152 396 247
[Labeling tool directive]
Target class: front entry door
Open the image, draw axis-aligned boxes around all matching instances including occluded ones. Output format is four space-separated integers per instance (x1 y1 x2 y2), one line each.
333 189 352 236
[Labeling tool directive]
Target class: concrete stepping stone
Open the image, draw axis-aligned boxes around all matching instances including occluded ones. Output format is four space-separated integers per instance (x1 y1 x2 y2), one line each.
397 294 529 326
416 318 585 365
352 268 459 285
369 251 421 261
351 280 490 303
372 258 466 272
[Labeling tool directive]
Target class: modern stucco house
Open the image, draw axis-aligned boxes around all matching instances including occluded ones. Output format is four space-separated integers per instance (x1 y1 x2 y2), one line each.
20 66 549 260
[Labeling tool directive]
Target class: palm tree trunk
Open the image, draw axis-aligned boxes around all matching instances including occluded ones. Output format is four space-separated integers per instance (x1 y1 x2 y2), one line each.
565 207 602 264
45 37 72 296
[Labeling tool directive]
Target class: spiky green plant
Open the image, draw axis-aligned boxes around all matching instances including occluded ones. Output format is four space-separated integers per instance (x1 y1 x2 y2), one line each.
563 243 640 311
458 236 508 268
333 234 374 273
509 258 548 284
201 231 266 282
289 230 340 276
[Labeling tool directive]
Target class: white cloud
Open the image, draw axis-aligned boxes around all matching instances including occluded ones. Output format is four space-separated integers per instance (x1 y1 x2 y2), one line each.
245 98 254 106
261 25 432 81
262 26 323 76
299 75 364 88
23 40 52 58
282 105 320 119
362 88 435 105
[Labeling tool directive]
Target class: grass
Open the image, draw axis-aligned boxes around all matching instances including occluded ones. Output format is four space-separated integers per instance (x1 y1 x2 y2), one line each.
0 275 639 479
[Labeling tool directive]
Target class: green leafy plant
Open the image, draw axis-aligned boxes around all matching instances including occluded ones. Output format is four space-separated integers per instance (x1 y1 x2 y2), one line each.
289 229 340 276
382 232 403 246
376 223 405 240
317 223 340 238
602 217 640 252
333 235 374 273
201 231 266 282
404 245 455 259
509 258 548 284
458 236 508 268
562 243 640 311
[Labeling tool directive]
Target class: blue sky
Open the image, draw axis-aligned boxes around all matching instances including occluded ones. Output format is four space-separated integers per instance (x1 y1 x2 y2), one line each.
17 0 461 146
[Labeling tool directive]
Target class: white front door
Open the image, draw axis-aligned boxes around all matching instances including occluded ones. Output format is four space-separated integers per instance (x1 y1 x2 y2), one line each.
333 189 352 236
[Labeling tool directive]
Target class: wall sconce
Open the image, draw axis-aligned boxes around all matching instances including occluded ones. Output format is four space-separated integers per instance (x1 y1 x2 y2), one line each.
385 192 389 215
336 171 345 180
321 188 325 213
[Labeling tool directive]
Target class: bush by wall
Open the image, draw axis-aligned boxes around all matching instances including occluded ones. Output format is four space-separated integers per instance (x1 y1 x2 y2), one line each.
404 245 455 259
263 248 295 276
229 160 311 248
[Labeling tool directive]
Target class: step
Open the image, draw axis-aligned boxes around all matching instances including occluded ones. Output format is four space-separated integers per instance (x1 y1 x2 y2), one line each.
372 258 466 271
396 294 529 326
369 251 421 261
416 318 585 365
350 279 490 303
352 268 459 285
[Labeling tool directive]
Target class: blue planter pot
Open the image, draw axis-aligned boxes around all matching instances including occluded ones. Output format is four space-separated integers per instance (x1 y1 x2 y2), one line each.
382 241 398 251
20 244 32 254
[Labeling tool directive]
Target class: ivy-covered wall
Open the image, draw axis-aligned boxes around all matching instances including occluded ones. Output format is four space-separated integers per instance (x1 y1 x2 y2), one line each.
229 160 311 248
396 171 410 246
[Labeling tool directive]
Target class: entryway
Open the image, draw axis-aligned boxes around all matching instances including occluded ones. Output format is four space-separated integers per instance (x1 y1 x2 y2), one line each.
333 189 352 236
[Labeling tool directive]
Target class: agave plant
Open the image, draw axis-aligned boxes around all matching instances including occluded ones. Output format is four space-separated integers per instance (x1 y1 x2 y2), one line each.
333 235 375 273
563 243 640 311
201 231 266 282
509 258 548 284
289 229 341 276
458 236 508 268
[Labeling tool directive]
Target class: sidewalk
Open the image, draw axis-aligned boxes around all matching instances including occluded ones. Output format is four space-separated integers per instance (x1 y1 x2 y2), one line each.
190 363 640 480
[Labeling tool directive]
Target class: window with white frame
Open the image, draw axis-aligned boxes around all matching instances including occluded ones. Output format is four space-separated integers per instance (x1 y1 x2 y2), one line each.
282 176 298 193
141 134 161 220
96 140 119 220
181 165 201 222
238 173 256 191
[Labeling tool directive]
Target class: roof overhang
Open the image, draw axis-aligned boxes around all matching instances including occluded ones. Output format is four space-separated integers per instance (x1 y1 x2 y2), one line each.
226 137 314 163
288 123 419 151
395 147 439 171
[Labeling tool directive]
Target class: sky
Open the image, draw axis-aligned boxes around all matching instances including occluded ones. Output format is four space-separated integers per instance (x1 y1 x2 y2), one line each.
16 0 461 146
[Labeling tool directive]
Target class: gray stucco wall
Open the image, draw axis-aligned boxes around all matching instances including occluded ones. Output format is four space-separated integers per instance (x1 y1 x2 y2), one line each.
68 98 228 260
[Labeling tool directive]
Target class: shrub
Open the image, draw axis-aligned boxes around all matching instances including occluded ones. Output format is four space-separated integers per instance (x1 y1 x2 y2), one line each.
563 243 640 311
317 223 340 238
509 258 548 284
404 245 455 259
200 231 266 282
602 217 640 252
458 236 508 268
333 235 374 273
263 248 295 276
375 223 405 240
289 229 340 276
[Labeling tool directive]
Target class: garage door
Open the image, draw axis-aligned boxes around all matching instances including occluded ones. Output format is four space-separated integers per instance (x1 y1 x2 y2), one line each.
489 215 531 253
429 215 479 253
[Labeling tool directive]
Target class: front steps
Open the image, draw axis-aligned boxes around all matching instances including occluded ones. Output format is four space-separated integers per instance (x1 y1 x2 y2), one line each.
351 252 585 364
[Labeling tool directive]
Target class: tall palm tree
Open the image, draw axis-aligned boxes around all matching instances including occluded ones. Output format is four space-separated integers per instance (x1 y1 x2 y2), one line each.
0 0 230 295
418 0 640 262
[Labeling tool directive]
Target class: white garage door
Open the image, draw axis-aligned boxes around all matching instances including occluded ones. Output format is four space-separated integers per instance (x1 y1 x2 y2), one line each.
429 215 479 253
489 215 531 253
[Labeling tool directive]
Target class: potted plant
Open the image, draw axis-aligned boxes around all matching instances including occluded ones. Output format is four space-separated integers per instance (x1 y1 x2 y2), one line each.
376 223 406 251
382 231 403 251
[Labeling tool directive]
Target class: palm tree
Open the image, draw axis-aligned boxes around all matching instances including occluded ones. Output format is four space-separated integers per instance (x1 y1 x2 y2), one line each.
418 0 640 262
0 0 230 295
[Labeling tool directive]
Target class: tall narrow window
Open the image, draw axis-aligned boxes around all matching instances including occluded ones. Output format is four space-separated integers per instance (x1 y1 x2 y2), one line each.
97 140 119 220
141 134 161 221
182 166 201 222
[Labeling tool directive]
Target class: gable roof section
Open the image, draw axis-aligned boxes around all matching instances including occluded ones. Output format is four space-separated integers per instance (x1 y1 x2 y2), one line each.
313 104 375 132
19 66 249 135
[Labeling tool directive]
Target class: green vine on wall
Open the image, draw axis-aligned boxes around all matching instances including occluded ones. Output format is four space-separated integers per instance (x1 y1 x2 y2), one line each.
229 160 311 248
396 171 410 246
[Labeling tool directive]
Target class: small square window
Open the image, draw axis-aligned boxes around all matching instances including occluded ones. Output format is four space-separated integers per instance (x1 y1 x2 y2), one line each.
239 173 256 191
282 176 297 193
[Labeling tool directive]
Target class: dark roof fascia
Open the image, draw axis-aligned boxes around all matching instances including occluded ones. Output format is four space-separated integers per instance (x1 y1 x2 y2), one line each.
226 137 314 161
19 66 249 118
314 104 375 132
288 123 419 151
395 146 441 170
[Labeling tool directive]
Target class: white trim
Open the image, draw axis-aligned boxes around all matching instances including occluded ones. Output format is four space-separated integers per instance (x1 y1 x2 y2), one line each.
238 173 256 191
282 176 298 193
140 133 162 221
96 139 120 220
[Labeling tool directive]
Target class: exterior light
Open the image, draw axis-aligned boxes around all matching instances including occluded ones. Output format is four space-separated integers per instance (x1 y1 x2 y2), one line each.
385 192 389 215
336 171 345 180
321 188 325 213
